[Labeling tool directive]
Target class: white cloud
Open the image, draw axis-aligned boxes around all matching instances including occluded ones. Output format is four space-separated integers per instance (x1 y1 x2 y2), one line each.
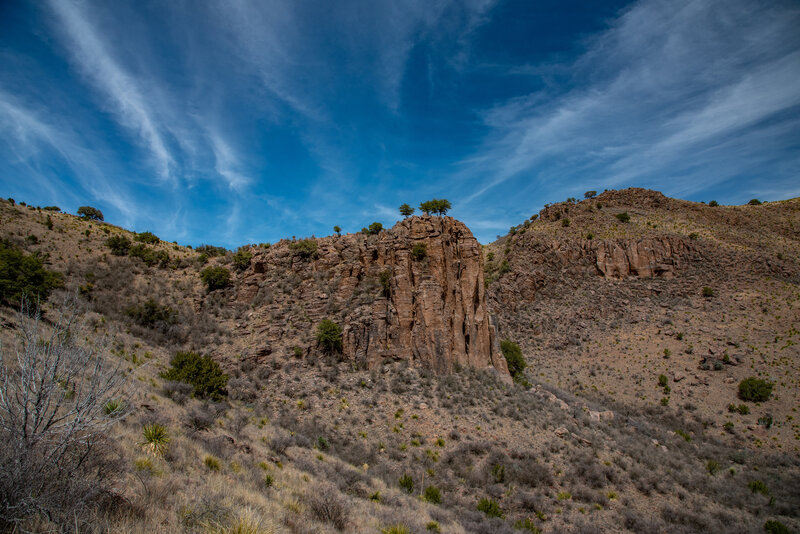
47 0 174 181
459 0 800 204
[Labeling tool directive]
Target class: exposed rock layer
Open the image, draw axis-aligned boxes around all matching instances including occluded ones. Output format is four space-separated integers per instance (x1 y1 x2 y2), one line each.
238 216 509 379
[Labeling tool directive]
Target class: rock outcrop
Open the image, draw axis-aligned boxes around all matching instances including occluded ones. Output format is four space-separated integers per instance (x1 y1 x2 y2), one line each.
594 237 694 279
237 216 510 379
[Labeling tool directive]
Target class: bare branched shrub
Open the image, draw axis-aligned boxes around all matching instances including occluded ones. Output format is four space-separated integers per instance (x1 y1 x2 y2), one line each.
305 483 349 530
0 299 127 529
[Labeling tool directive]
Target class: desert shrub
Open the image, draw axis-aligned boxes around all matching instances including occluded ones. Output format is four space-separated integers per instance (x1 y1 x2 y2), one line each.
0 239 63 306
290 239 318 259
200 266 232 291
142 423 170 456
709 200 719 207
748 480 769 495
658 374 668 387
412 242 427 261
584 190 597 199
203 455 221 471
615 212 630 223
382 526 412 534
232 247 253 270
501 340 526 379
316 319 343 354
738 377 773 402
702 286 715 298
368 222 383 235
129 244 169 267
195 244 227 257
379 269 392 297
306 484 349 530
423 485 442 504
748 198 762 205
186 406 214 431
399 474 414 494
0 303 126 528
135 231 160 244
77 205 103 221
162 380 194 405
43 205 60 211
105 235 131 256
706 460 720 475
477 497 502 518
561 218 570 227
126 298 177 328
160 351 229 400
764 520 790 534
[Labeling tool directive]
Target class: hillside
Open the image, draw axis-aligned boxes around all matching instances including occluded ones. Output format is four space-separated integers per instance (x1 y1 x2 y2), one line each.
1 191 799 534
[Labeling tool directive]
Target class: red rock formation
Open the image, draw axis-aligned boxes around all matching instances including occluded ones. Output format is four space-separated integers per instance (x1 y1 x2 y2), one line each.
238 216 510 380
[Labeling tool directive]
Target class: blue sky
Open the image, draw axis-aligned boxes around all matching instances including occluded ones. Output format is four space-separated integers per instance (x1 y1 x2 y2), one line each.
1 0 799 247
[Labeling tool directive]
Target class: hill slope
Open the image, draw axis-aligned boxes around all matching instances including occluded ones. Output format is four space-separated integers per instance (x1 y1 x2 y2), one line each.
1 192 799 533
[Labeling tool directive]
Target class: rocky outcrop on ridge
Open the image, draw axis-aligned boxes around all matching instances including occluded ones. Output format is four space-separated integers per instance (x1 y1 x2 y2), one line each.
237 216 510 379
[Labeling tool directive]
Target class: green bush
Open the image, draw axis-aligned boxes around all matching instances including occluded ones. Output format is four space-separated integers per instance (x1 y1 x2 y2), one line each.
368 222 383 235
105 235 131 256
77 205 103 221
615 212 630 223
706 460 720 476
43 206 60 212
748 479 769 495
399 204 414 217
200 266 232 291
195 244 227 257
584 190 597 199
764 520 790 534
290 239 318 259
142 423 169 456
135 231 160 244
702 286 715 298
379 269 392 297
126 298 177 328
411 242 427 261
399 474 414 494
709 200 719 207
477 497 502 518
748 198 762 205
658 374 668 387
232 247 253 270
204 455 221 471
738 377 773 402
501 340 526 379
129 244 169 267
423 485 442 504
316 319 342 354
160 351 229 400
0 239 63 306
381 526 411 534
561 218 570 227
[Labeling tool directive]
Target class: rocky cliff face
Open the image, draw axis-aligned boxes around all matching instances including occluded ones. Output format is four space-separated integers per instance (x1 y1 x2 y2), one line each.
237 216 509 379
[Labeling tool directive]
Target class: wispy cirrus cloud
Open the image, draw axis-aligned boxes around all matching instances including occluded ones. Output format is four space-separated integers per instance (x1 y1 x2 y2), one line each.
46 0 175 182
458 0 800 213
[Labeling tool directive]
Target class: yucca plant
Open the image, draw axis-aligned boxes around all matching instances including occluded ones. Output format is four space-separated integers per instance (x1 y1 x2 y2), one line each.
142 423 170 456
103 398 124 416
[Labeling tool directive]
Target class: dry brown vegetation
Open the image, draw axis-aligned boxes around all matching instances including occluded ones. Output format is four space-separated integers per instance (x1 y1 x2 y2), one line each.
0 192 798 533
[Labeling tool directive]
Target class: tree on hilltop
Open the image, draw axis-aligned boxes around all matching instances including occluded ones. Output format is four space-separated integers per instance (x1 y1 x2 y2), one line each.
77 206 103 221
419 199 451 216
399 204 414 217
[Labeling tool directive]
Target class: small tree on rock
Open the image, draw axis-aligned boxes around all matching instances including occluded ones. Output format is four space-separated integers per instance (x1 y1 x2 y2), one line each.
316 319 342 354
399 204 414 217
333 226 341 236
200 266 231 291
584 190 597 199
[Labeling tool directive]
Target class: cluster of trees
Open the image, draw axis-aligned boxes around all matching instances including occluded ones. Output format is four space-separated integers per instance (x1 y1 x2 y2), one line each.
77 206 103 221
398 199 451 218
